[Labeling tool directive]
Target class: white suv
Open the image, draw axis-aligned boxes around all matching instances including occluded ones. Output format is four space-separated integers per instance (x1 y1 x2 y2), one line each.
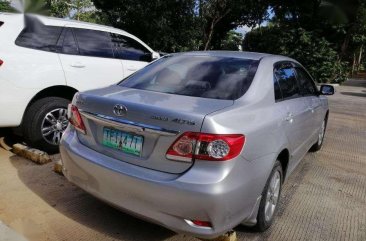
0 13 159 152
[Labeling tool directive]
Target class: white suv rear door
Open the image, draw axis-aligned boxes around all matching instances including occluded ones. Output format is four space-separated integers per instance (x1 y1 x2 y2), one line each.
58 27 124 91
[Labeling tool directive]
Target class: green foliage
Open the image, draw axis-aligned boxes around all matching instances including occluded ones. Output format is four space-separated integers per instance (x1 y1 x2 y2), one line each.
220 30 243 50
92 0 201 52
92 0 269 52
0 0 15 12
244 27 349 83
46 0 106 24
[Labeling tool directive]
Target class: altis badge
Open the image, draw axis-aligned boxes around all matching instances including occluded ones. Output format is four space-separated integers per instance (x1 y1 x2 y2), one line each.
151 116 195 126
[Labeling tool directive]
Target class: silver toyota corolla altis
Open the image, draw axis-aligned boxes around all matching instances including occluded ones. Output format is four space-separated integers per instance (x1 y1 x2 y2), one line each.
60 51 334 239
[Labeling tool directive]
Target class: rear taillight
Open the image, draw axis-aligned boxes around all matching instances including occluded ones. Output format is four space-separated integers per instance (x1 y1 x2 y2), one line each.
68 104 86 134
166 132 245 162
0 59 3 66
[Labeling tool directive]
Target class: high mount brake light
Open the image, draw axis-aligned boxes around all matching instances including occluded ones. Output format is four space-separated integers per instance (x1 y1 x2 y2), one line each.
68 104 86 134
166 132 245 162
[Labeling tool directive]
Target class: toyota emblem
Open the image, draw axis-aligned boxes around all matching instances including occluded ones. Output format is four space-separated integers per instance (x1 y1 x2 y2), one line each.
113 104 128 117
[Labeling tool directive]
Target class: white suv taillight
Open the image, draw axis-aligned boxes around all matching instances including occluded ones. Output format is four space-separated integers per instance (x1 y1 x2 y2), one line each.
0 59 3 66
67 104 86 134
166 132 245 162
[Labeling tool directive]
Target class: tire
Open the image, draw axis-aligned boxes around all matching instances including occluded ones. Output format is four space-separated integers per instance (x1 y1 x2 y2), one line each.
22 97 70 153
309 117 328 152
255 161 283 232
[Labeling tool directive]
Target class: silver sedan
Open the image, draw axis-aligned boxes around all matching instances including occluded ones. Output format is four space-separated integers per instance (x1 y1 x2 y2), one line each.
60 51 334 239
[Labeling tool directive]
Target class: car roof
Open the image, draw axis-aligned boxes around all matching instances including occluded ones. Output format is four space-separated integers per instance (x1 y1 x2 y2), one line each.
1 13 129 35
174 51 275 61
35 14 129 34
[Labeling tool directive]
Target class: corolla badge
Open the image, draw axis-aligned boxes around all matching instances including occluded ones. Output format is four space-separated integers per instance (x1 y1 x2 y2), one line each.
113 104 128 117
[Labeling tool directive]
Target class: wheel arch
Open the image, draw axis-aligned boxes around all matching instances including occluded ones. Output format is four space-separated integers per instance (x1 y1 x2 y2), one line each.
277 149 290 180
20 85 78 127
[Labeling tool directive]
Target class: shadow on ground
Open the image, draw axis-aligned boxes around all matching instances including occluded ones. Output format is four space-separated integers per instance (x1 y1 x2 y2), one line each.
341 92 366 97
9 155 176 241
342 78 366 87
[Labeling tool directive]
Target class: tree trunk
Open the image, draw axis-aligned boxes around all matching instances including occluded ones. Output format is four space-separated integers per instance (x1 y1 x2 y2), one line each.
204 20 215 50
357 45 363 72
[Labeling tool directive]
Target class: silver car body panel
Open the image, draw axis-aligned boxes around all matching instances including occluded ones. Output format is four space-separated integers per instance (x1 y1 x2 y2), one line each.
60 51 329 239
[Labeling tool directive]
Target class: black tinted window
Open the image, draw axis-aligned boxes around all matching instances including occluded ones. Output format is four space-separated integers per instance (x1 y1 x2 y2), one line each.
274 66 301 99
295 67 317 96
15 17 62 52
119 55 259 100
274 77 283 101
73 28 113 58
61 29 79 55
111 34 151 61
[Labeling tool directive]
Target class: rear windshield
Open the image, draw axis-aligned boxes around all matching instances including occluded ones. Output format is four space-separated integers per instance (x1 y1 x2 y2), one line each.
119 55 259 100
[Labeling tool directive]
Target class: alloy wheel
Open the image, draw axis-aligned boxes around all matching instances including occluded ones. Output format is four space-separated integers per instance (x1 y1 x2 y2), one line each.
41 108 68 145
264 170 281 222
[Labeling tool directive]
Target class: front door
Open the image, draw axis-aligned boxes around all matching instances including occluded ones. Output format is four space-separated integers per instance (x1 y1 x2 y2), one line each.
110 33 152 78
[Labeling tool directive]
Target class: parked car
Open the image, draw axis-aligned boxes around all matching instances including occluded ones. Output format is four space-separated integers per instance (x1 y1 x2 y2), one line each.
0 13 159 152
60 51 334 239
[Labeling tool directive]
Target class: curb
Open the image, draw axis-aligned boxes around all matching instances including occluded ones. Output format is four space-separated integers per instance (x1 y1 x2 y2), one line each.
12 144 52 165
201 231 237 241
53 160 64 175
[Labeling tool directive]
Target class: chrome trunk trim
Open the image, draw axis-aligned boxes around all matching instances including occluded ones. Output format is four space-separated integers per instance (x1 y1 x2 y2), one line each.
80 111 180 136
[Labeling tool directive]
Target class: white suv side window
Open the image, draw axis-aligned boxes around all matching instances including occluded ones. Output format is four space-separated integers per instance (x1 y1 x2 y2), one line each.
111 33 152 62
73 28 114 58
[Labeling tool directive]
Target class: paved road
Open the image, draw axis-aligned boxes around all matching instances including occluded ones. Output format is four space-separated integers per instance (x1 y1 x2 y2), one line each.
0 80 365 241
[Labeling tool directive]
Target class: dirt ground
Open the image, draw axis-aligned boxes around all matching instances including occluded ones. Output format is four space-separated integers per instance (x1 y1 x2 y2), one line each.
0 79 366 241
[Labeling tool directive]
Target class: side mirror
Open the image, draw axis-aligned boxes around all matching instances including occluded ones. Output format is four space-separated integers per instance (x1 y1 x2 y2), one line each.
320 85 335 95
152 52 160 61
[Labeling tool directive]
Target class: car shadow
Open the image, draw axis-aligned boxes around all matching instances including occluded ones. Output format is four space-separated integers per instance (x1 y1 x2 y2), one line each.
341 92 366 97
342 79 366 87
9 155 176 241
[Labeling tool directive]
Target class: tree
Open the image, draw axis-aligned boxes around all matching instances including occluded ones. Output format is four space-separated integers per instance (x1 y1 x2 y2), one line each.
199 0 269 50
0 0 13 12
46 0 105 23
92 0 201 52
220 30 243 50
243 25 349 83
0 0 15 12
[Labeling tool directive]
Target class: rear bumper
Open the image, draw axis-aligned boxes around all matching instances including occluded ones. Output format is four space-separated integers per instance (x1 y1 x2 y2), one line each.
60 128 268 239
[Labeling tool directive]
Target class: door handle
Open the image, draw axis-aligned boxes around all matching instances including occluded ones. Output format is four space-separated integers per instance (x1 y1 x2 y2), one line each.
285 113 294 123
127 68 138 71
308 107 315 113
70 62 85 68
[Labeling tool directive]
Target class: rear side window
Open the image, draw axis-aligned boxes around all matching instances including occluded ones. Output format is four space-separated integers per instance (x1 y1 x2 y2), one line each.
111 34 151 62
295 67 317 96
119 55 259 100
274 66 301 100
73 28 114 58
60 29 79 55
15 19 63 52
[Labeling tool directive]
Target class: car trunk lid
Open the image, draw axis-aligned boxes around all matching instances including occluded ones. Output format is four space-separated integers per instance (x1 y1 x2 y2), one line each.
75 85 234 174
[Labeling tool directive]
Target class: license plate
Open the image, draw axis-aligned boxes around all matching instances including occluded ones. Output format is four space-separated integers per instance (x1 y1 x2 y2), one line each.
102 128 143 157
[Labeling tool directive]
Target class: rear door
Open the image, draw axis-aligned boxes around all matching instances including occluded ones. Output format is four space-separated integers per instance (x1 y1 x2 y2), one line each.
274 62 312 171
110 33 151 77
58 27 124 91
